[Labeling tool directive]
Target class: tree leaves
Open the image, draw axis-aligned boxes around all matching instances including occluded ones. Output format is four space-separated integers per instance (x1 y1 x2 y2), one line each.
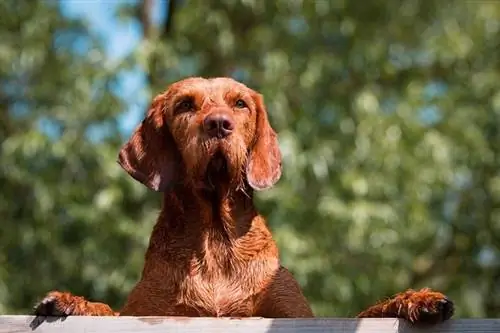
1 0 499 318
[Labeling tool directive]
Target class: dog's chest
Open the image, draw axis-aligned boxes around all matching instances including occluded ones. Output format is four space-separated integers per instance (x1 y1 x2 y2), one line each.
179 257 274 317
183 273 251 316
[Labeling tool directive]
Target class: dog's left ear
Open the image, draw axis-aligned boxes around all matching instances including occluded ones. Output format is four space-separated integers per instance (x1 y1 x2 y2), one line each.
246 93 282 191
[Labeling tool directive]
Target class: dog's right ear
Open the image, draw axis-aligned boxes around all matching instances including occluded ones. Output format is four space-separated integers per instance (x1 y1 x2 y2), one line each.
117 95 180 192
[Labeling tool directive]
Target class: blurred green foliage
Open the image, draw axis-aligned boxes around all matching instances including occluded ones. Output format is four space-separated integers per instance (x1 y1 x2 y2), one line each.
1 0 499 318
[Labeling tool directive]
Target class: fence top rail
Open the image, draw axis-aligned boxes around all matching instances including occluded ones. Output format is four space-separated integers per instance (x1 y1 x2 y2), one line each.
0 316 498 333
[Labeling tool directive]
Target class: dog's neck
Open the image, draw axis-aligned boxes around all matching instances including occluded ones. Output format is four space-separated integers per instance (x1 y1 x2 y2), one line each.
145 182 259 255
174 183 255 234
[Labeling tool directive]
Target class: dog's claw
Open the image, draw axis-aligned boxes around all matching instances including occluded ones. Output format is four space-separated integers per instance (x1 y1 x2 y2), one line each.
33 291 77 317
357 288 455 325
405 289 455 325
33 291 117 316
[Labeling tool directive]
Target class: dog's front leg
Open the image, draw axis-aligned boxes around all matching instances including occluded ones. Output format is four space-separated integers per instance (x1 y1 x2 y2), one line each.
253 266 314 318
33 291 118 316
357 288 454 325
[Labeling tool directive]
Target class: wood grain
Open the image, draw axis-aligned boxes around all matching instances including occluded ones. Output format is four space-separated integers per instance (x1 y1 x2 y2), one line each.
0 316 498 333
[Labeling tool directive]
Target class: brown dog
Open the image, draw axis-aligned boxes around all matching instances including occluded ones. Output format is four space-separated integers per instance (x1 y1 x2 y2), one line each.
34 77 454 324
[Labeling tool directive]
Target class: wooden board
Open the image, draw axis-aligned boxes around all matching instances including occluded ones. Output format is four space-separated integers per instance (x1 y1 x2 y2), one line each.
0 316 498 333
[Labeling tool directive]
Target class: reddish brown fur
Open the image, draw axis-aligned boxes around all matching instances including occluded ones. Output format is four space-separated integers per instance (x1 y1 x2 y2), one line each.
34 77 454 324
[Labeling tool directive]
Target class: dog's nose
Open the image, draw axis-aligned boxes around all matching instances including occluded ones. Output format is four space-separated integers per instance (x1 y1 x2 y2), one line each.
203 113 235 138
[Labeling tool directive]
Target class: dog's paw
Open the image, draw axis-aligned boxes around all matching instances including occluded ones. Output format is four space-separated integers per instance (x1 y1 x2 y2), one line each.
400 288 454 325
33 291 83 316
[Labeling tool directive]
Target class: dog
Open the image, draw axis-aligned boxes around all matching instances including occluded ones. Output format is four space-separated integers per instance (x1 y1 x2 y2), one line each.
34 77 454 324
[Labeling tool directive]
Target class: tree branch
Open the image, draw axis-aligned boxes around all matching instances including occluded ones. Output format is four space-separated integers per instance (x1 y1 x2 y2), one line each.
139 0 177 91
162 0 177 39
140 0 154 40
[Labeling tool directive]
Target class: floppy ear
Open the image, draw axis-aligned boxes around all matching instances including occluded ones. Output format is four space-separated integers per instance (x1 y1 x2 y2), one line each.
117 95 180 192
246 93 282 191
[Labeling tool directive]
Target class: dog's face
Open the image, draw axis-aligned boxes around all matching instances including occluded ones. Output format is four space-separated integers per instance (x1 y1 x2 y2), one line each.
118 77 282 193
166 77 259 191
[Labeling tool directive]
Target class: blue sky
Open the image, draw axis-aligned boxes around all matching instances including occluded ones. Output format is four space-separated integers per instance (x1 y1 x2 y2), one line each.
59 0 167 134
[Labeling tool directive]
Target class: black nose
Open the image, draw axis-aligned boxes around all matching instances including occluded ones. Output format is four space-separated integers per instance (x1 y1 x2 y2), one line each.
203 113 235 138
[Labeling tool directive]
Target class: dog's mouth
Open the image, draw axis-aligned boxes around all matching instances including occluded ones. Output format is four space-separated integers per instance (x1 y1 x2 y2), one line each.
204 151 230 189
208 152 228 173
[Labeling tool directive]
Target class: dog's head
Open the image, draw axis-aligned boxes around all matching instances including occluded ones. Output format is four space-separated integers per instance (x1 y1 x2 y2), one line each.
117 77 282 193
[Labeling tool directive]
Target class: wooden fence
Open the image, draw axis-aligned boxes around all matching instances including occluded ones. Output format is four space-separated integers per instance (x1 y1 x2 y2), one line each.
0 316 498 333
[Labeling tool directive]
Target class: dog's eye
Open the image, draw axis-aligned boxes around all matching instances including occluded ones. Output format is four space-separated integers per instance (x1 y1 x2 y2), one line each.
180 100 193 109
175 98 195 114
235 99 247 109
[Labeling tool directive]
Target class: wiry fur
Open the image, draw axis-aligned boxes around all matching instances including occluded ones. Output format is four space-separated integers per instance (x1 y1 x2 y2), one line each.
34 77 454 325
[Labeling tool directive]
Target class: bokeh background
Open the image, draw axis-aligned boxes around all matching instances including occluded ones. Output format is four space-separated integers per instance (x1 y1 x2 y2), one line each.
1 0 500 318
